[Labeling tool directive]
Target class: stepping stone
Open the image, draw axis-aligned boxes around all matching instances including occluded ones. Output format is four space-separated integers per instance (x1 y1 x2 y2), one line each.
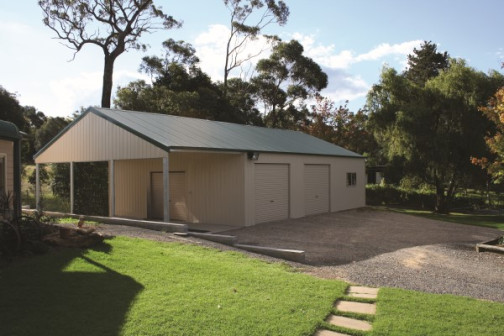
326 315 372 331
313 329 351 336
347 286 379 299
335 300 376 315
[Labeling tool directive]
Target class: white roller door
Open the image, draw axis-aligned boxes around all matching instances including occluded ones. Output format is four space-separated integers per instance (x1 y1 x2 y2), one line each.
150 172 188 221
304 164 330 215
254 164 289 224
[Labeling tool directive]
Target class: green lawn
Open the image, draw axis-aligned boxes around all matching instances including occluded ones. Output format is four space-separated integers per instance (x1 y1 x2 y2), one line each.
373 288 504 336
0 237 345 336
1 237 504 336
385 207 504 230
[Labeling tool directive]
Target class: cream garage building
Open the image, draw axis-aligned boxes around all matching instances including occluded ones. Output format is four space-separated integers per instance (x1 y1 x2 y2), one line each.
34 107 365 227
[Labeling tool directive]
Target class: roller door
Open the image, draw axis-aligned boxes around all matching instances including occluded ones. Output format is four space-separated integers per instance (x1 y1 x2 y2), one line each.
254 164 289 224
304 164 330 215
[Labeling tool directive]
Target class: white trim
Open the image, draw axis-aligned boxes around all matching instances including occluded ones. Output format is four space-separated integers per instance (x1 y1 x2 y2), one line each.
36 163 40 212
162 154 170 222
109 160 115 216
70 162 74 213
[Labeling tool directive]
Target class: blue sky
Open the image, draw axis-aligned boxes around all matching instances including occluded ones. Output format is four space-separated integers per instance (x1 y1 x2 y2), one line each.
1 0 503 117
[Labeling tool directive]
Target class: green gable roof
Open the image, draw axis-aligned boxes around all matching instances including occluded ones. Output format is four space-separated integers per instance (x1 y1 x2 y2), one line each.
0 120 21 140
35 107 363 159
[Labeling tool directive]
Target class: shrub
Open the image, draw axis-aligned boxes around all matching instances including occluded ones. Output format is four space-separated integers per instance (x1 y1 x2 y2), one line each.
366 185 486 211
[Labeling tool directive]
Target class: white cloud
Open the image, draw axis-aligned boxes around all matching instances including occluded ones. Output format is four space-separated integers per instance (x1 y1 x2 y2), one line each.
321 68 370 104
355 41 422 62
286 34 423 106
20 70 148 117
294 32 422 70
194 24 273 81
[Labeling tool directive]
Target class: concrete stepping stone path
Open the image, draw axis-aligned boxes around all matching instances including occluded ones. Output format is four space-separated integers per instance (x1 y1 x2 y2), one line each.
347 286 379 299
313 329 351 336
334 300 377 315
326 315 373 331
314 286 379 336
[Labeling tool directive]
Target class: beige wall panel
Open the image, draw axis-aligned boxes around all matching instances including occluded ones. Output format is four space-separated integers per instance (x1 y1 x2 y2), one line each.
329 157 366 212
0 140 14 194
35 112 167 163
114 158 162 219
114 152 245 226
244 153 365 225
172 152 245 226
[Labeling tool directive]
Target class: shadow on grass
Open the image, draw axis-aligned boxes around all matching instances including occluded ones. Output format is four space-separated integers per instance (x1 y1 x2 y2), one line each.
0 242 143 336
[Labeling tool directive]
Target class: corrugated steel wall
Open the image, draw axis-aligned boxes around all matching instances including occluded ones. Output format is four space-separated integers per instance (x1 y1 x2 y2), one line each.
244 153 365 226
114 152 245 226
35 113 167 163
0 140 14 194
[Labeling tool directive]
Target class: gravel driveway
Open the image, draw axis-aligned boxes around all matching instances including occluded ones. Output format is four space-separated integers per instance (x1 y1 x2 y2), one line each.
221 208 504 302
95 208 504 302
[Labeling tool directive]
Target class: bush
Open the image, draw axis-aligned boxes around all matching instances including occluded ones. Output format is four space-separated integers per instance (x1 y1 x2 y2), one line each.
366 184 486 210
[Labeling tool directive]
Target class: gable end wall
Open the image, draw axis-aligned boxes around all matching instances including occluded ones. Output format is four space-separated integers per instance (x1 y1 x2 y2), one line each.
35 112 167 163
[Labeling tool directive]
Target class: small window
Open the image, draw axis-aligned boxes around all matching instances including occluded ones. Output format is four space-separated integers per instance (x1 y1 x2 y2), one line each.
346 172 356 186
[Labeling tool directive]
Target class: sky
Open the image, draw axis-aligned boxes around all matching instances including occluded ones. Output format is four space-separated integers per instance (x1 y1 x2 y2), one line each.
1 0 503 118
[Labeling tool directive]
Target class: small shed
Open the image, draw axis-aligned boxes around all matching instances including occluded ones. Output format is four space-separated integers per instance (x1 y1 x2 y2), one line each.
0 120 22 218
34 107 365 227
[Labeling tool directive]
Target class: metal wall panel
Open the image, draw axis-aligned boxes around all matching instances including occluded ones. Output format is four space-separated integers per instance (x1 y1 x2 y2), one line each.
304 164 330 215
114 152 245 226
150 172 188 221
244 153 365 226
35 113 167 163
254 164 289 224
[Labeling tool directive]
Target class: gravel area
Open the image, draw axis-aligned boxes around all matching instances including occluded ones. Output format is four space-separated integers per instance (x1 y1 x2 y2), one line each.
306 243 504 302
94 209 504 303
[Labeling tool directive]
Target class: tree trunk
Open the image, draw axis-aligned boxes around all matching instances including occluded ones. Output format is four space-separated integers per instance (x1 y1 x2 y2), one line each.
434 178 448 214
101 55 115 108
435 189 447 213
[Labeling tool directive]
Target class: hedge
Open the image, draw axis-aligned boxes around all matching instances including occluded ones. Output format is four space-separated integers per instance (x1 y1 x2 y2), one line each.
366 185 486 210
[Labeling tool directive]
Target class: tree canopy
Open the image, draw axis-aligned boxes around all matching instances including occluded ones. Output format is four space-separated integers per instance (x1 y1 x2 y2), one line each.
368 59 504 212
474 86 504 183
252 39 328 128
405 40 449 86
